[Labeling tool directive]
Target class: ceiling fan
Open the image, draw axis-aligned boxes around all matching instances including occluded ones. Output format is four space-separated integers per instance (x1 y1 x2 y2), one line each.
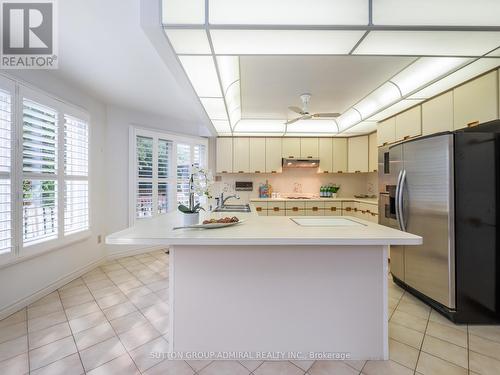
286 93 340 125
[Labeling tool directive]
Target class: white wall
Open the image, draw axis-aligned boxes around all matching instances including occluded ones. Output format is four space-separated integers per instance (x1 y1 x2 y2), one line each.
0 71 107 317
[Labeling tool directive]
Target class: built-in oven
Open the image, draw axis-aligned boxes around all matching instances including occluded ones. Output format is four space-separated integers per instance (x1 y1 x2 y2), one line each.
378 145 398 229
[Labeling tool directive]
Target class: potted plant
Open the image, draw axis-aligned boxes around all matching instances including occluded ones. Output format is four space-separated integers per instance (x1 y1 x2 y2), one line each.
178 166 213 225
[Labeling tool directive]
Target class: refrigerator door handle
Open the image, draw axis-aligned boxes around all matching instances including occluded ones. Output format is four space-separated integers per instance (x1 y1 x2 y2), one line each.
395 170 403 231
399 169 407 232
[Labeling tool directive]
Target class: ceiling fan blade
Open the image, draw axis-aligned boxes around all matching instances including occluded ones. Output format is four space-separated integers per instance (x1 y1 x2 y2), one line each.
288 106 303 114
285 116 302 125
312 113 341 118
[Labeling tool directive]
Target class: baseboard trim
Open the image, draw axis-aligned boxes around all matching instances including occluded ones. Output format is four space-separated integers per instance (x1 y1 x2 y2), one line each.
106 245 166 259
0 255 106 320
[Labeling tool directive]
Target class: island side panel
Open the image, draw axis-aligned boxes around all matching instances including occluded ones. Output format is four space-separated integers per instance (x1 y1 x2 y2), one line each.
170 245 387 360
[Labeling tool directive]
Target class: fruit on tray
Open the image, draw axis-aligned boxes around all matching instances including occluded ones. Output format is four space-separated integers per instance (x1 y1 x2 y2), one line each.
203 217 239 224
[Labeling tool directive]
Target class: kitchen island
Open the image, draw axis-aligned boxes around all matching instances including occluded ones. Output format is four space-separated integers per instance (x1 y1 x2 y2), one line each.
107 211 421 361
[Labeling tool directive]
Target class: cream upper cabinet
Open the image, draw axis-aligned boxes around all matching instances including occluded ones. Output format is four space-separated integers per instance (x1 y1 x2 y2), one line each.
348 136 369 173
454 71 499 130
422 92 453 136
265 138 282 173
368 133 378 172
216 138 233 173
249 138 266 173
282 138 301 159
233 138 250 173
377 117 396 146
318 138 333 173
332 138 348 173
300 138 319 158
395 105 421 141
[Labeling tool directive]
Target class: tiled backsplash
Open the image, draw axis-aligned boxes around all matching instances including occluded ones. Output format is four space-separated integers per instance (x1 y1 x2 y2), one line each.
213 169 378 204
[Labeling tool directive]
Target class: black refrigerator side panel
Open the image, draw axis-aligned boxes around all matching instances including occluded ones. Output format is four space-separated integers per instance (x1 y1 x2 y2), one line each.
454 132 500 323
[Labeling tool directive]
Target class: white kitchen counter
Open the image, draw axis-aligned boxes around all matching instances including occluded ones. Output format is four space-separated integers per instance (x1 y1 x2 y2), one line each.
106 211 419 246
107 211 421 361
250 196 378 205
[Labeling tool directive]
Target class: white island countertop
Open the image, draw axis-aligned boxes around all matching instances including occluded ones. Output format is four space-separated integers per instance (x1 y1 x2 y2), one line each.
106 211 421 246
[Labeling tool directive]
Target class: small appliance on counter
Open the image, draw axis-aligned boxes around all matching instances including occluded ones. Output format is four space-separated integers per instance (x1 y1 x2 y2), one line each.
235 181 253 191
258 180 273 198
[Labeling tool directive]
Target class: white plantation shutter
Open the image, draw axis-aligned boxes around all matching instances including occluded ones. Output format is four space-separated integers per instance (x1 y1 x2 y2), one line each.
64 115 89 234
176 143 191 206
22 99 58 245
157 139 172 214
136 136 154 218
0 87 12 255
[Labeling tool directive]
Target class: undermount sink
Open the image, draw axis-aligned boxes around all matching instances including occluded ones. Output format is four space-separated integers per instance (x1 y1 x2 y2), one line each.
212 204 251 213
291 217 365 227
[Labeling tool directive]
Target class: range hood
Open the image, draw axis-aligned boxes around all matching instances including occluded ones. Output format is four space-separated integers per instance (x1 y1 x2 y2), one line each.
282 158 320 168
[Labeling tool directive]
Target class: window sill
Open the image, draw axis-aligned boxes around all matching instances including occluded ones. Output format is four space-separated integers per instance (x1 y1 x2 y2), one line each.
0 230 93 270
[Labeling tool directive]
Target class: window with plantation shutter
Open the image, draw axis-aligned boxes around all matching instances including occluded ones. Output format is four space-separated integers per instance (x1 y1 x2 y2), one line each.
22 99 58 245
64 115 89 234
131 129 207 223
0 87 12 256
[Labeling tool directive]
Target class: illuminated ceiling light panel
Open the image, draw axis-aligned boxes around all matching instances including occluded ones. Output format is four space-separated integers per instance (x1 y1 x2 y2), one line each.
372 0 500 26
162 0 205 25
178 56 222 98
487 48 500 57
229 108 241 128
200 98 228 121
225 81 241 114
408 58 500 99
165 29 211 54
343 121 378 134
337 109 362 131
353 82 401 119
211 120 232 133
234 119 285 133
286 120 338 134
368 99 424 122
390 57 470 96
210 30 366 55
354 31 500 56
216 56 240 93
209 0 368 26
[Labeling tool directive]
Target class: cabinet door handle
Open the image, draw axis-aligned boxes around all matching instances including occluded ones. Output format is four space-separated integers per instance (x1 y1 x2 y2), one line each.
330 207 337 211
255 171 260 173
238 171 244 173
467 120 480 128
271 170 277 174
221 171 227 173
288 156 294 158
307 156 313 159
354 208 358 212
371 213 377 216
355 170 361 173
312 207 319 211
323 171 329 173
273 207 280 211
345 207 352 211
292 207 299 211
337 171 343 173
256 207 262 212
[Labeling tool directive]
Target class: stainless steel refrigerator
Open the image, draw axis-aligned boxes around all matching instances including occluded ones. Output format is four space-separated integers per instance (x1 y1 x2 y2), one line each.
379 121 500 323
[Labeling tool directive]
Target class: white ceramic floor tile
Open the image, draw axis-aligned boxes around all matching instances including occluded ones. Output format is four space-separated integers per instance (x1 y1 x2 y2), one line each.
362 360 413 375
60 291 94 309
109 311 147 334
389 339 419 370
0 353 28 375
425 321 468 348
86 353 140 375
421 335 468 368
416 352 467 375
73 322 116 351
143 359 194 375
29 336 77 370
199 360 251 375
308 360 358 375
0 309 26 330
27 299 64 320
0 321 27 344
185 360 213 372
239 360 263 372
128 336 170 372
30 353 84 375
102 301 138 321
390 310 428 333
468 325 500 344
469 333 500 361
79 336 126 372
389 322 425 349
28 321 72 349
28 310 67 333
64 301 101 320
0 335 28 362
68 311 107 334
253 361 304 375
469 351 500 375
96 292 128 310
118 321 161 351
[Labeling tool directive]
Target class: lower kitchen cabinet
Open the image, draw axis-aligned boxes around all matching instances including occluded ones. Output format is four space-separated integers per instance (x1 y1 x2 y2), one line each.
324 202 342 216
267 202 285 216
305 201 324 216
253 201 267 216
285 201 305 216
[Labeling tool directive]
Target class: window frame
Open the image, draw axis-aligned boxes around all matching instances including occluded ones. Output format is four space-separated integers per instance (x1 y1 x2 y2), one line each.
0 77 91 267
129 126 208 225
